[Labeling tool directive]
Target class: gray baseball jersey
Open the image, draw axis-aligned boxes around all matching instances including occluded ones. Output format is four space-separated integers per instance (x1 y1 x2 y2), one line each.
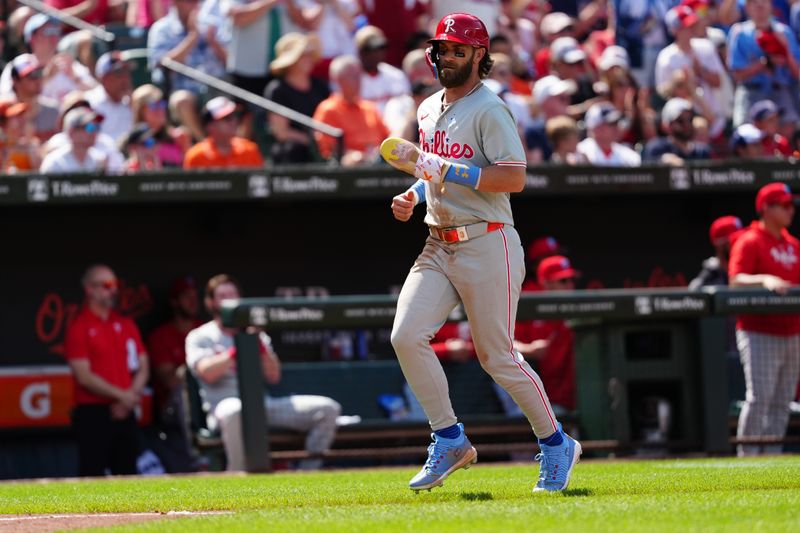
392 80 559 441
416 82 527 228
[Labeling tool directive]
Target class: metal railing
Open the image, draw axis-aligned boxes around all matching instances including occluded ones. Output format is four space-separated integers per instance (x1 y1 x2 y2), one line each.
17 0 116 46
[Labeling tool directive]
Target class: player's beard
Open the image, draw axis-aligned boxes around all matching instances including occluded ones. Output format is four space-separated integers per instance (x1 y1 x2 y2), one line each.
439 51 475 88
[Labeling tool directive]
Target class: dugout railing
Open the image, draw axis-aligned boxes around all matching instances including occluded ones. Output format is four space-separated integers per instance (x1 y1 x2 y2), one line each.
218 287 800 473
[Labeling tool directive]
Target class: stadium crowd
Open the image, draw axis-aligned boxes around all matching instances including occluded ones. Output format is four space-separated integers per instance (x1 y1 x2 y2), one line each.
1 0 799 172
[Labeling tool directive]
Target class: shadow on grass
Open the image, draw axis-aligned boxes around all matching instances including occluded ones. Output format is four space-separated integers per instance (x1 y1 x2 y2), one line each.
562 488 593 497
459 491 494 501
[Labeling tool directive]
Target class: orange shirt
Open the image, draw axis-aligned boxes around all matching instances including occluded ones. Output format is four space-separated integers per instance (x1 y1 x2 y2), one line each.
183 137 264 169
312 95 389 158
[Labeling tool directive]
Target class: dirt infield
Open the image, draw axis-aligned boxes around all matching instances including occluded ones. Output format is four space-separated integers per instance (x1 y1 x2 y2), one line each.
0 511 228 532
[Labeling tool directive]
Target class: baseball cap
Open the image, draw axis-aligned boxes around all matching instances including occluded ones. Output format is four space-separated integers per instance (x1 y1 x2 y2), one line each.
597 46 630 71
63 107 103 130
585 102 621 130
550 37 586 64
748 99 780 123
119 122 157 153
709 216 743 245
95 51 131 78
527 236 561 262
661 97 694 127
537 255 581 284
202 96 238 124
540 12 574 38
270 32 321 74
533 75 576 105
666 5 699 35
0 100 29 119
756 182 797 213
681 0 710 15
24 14 59 44
355 25 388 51
10 54 42 79
169 276 197 299
731 123 765 149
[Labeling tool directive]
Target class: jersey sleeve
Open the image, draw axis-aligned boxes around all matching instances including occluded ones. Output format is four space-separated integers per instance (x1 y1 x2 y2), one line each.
185 328 218 374
477 101 527 168
729 235 758 278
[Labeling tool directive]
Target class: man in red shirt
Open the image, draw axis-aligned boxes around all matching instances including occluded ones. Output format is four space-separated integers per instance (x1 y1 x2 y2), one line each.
729 182 800 456
64 265 149 476
522 236 562 292
146 276 202 472
514 255 579 415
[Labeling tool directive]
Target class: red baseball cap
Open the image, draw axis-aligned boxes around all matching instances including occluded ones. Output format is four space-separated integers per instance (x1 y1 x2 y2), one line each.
537 255 580 284
665 5 699 34
527 236 560 262
709 216 743 245
755 182 797 213
169 276 197 299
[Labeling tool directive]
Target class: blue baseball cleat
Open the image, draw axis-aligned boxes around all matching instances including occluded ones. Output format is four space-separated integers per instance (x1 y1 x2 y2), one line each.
533 423 582 492
409 423 478 492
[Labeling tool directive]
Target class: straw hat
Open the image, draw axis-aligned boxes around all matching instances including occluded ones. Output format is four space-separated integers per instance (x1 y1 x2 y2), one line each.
269 32 320 75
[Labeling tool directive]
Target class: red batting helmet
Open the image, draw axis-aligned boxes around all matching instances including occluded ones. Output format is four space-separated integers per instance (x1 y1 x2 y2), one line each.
429 13 490 49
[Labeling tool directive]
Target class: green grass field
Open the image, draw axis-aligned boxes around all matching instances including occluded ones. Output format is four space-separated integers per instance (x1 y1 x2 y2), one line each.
3 456 800 532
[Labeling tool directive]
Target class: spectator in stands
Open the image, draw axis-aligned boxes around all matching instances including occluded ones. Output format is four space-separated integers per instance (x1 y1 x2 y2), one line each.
6 7 36 59
148 0 228 140
284 0 360 80
495 0 536 77
264 32 329 164
730 123 765 159
0 99 41 172
0 14 98 102
643 97 711 164
8 54 59 142
689 215 744 290
576 102 641 166
87 52 134 143
224 0 283 97
186 274 341 470
46 0 112 25
728 0 800 134
146 276 203 473
655 5 727 139
549 37 596 108
614 0 668 88
184 96 264 168
41 107 108 173
119 123 162 172
526 75 575 163
514 255 580 417
596 60 658 147
131 84 189 168
313 55 389 166
64 264 149 476
524 236 563 292
358 0 429 68
534 11 576 79
128 0 172 28
383 49 437 140
546 116 586 165
44 93 125 173
354 25 410 114
658 68 717 138
748 99 793 158
729 182 800 456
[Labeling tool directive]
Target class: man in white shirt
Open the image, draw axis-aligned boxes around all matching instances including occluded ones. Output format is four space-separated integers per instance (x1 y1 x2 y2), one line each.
577 102 641 167
355 25 410 114
655 5 727 137
86 52 134 143
41 108 107 173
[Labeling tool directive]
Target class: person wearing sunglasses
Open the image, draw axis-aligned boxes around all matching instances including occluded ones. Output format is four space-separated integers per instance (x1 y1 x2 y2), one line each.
40 107 108 173
729 182 800 457
7 53 60 142
64 264 150 476
120 122 162 172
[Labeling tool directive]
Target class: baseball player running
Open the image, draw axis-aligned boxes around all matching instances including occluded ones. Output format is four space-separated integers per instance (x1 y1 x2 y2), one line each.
386 12 580 493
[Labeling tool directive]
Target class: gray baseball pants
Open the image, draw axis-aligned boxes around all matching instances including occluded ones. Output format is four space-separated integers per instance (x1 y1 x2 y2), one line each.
391 225 559 439
214 394 341 470
736 329 800 457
